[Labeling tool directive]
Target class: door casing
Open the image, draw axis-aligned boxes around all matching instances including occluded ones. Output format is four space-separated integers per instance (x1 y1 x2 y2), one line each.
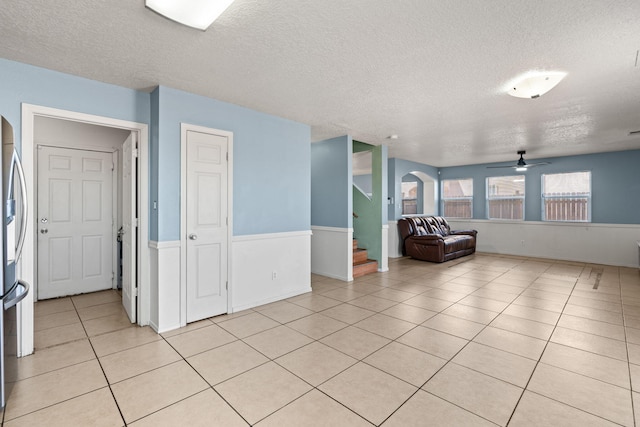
180 123 233 326
21 103 150 356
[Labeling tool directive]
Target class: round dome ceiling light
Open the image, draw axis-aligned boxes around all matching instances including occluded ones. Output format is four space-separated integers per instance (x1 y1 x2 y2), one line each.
506 71 567 99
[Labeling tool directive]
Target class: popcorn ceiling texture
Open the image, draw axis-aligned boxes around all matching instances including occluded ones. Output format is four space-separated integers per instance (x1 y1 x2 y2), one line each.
0 0 639 166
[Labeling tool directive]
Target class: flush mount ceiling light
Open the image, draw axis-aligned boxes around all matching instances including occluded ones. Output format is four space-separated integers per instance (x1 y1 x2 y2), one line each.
146 0 236 30
506 71 567 99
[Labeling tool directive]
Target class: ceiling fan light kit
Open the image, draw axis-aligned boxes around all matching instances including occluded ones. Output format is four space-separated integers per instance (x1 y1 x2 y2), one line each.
507 71 567 99
487 150 550 170
145 0 236 30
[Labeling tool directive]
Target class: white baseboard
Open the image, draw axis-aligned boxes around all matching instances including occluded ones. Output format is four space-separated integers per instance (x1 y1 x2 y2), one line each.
311 226 353 281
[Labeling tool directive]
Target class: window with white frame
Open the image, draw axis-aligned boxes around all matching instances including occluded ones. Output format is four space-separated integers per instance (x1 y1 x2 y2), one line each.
401 181 418 215
487 176 525 220
542 171 591 222
441 178 473 218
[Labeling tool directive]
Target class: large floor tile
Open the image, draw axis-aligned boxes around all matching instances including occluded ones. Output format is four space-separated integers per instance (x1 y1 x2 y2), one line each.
457 295 510 312
550 327 628 361
90 325 161 357
76 301 127 322
4 360 107 421
256 389 370 427
276 341 356 386
558 314 626 341
34 322 86 349
165 323 237 358
287 294 341 312
382 390 496 427
364 341 446 387
258 302 314 323
11 339 95 382
353 313 416 340
527 363 633 426
452 342 537 387
422 313 485 340
489 313 555 340
130 389 248 427
243 325 313 359
111 361 209 424
397 326 468 360
510 391 618 427
501 304 561 325
474 326 547 360
71 290 121 308
34 298 74 318
319 304 376 324
33 309 80 332
423 362 522 426
403 295 454 312
380 303 437 324
100 339 182 384
320 326 390 359
285 313 349 339
82 313 135 337
318 362 417 425
541 342 630 388
3 387 123 427
563 303 624 325
217 312 280 338
188 340 269 386
214 361 312 425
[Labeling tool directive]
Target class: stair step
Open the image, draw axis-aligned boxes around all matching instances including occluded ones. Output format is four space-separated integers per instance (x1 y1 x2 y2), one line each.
353 259 378 278
353 248 368 264
352 239 358 250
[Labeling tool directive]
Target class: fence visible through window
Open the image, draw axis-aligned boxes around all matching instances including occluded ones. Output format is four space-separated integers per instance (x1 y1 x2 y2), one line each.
488 199 523 220
544 195 589 222
443 200 472 218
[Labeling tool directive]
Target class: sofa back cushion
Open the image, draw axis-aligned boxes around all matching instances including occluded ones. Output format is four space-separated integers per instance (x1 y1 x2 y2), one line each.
409 217 430 236
426 216 450 236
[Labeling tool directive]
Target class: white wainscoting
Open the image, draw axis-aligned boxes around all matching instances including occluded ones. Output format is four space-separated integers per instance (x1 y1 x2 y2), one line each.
380 224 389 272
231 231 312 312
311 226 353 281
388 221 403 258
448 219 640 268
149 241 181 333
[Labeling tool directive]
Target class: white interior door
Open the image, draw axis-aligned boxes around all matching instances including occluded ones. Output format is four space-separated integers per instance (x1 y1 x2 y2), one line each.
186 129 228 323
121 133 137 322
37 146 114 299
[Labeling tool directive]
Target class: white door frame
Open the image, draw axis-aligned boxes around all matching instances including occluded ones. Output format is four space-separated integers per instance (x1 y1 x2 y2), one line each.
180 123 233 326
20 103 150 356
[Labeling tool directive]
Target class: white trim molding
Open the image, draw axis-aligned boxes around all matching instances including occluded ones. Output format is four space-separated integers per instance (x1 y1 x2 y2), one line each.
311 226 353 281
387 220 403 258
20 103 150 356
149 240 181 333
380 224 389 272
448 219 640 268
231 231 311 312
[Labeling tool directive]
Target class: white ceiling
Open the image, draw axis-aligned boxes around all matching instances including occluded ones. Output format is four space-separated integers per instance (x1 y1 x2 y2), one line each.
1 1 640 167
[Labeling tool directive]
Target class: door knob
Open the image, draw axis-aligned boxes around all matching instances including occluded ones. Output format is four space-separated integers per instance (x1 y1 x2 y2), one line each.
40 229 48 234
189 234 198 240
41 218 48 223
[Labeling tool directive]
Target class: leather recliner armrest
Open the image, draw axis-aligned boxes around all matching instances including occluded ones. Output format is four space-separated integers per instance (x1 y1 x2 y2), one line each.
407 235 444 245
450 230 478 237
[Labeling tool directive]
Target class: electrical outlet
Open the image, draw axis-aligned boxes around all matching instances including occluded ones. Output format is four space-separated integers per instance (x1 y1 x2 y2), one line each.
272 271 277 280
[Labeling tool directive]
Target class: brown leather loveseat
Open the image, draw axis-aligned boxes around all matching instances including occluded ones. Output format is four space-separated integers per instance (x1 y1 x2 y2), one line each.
398 216 477 263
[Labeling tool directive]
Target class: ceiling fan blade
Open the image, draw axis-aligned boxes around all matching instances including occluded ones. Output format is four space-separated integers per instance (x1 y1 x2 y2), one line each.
524 162 550 168
486 165 519 169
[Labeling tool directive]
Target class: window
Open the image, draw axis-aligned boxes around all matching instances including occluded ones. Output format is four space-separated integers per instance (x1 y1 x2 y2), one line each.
401 181 418 215
487 176 525 220
441 178 473 218
542 172 591 222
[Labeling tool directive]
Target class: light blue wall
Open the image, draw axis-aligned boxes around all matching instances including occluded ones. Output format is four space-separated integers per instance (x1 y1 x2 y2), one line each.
153 86 310 240
388 158 439 221
353 174 372 195
0 59 150 150
311 136 353 228
439 150 640 224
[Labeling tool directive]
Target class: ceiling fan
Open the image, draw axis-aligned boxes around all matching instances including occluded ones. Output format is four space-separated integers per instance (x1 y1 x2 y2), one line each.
487 150 550 171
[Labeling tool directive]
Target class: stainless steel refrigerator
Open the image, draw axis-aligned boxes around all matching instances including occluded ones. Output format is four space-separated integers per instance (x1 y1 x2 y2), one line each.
0 116 30 409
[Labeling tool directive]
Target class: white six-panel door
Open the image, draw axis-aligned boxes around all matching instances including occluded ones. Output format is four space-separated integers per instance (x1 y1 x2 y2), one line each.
121 134 137 322
37 146 113 299
185 129 229 323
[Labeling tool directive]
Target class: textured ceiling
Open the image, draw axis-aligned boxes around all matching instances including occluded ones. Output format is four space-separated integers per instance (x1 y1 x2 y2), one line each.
1 1 639 166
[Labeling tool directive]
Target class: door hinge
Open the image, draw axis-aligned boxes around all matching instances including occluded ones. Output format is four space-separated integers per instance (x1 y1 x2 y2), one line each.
226 281 228 290
112 162 115 171
133 287 138 297
226 152 229 161
132 148 139 158
134 218 139 227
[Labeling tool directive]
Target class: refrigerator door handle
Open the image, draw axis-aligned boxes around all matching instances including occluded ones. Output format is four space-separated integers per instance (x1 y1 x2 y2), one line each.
13 151 27 261
3 280 29 310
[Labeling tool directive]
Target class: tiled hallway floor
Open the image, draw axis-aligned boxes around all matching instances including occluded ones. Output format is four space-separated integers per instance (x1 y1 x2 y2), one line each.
3 253 640 426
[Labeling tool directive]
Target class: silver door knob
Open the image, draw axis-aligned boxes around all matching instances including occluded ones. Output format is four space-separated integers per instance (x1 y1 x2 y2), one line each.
41 218 48 223
189 234 198 240
40 229 48 234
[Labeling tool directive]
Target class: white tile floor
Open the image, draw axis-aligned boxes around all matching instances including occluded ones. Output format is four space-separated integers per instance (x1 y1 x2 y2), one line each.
3 253 640 426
